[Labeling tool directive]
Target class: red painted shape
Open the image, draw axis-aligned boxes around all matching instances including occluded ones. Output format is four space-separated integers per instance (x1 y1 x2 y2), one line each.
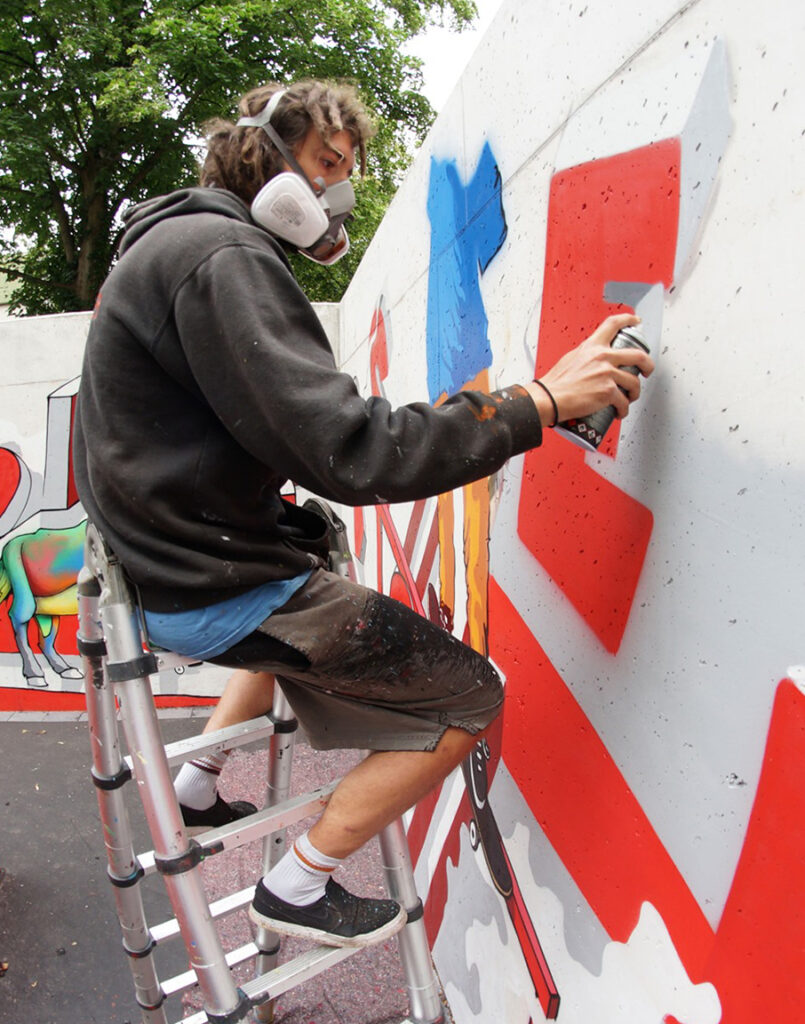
489 576 714 973
66 393 79 509
423 790 470 946
377 504 426 616
518 140 681 652
406 785 443 867
403 499 426 561
369 301 389 398
388 570 414 609
704 679 805 1019
0 686 216 713
0 599 13 649
0 686 89 713
415 516 440 596
500 839 560 1018
353 506 366 563
0 447 22 519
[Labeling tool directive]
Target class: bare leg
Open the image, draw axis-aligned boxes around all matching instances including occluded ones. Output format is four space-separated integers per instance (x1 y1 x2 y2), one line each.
202 669 275 734
308 725 480 859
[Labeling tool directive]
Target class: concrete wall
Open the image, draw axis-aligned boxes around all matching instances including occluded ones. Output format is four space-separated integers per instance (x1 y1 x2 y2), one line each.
0 306 339 708
1 0 803 1016
337 0 804 1020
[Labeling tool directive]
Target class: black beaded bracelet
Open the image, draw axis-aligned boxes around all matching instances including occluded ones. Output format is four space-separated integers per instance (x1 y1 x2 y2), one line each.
533 379 559 428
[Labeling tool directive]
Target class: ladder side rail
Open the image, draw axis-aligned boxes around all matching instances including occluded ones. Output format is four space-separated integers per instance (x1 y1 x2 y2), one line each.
78 567 169 1024
253 682 299 1024
97 551 249 1023
379 818 446 1024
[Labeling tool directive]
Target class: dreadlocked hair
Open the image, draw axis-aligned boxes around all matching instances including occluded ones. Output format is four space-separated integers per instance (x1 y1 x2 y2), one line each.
200 79 375 204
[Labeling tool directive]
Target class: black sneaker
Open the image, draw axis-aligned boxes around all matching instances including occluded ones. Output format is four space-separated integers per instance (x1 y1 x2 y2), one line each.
180 794 257 835
248 878 406 948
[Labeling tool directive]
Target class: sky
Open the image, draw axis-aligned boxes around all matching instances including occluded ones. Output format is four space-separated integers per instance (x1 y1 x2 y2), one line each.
405 0 505 111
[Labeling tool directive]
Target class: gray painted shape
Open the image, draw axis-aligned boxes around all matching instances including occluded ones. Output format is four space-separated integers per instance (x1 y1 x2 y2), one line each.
604 281 665 358
489 760 611 975
675 37 732 283
431 821 511 1015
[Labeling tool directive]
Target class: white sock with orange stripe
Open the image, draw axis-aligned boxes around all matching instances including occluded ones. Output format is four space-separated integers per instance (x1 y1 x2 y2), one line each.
174 752 227 810
262 831 343 907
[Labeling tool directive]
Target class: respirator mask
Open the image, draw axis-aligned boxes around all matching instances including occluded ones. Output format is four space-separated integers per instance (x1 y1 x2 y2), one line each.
237 90 354 265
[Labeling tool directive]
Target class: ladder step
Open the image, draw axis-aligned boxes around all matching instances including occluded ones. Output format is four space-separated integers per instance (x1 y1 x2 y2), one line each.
150 886 254 945
124 713 279 772
162 941 258 998
138 781 338 877
175 944 359 1024
243 944 360 1009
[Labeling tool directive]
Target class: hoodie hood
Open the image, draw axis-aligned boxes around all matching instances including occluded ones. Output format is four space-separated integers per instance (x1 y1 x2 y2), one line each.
120 187 253 256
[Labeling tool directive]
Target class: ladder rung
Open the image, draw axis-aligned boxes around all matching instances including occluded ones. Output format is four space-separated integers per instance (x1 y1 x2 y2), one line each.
243 944 359 1007
150 885 254 945
162 941 258 997
175 944 359 1024
124 713 279 773
138 782 338 877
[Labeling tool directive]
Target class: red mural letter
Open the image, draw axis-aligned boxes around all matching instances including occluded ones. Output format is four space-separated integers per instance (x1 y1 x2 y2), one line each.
0 447 23 525
518 140 680 652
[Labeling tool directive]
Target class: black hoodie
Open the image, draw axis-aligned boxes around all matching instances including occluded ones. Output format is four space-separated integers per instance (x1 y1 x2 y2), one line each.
73 187 542 611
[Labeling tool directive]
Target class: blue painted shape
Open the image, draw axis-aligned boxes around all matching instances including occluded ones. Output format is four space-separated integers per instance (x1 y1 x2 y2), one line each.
426 142 508 403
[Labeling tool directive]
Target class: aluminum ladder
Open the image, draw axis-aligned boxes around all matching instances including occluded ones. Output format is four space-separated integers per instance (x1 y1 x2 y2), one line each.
78 522 446 1024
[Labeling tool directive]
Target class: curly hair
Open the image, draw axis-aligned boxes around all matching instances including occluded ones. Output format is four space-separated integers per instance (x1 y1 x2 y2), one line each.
200 80 375 204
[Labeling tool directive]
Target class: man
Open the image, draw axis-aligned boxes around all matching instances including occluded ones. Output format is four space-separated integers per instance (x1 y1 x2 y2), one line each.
73 79 653 949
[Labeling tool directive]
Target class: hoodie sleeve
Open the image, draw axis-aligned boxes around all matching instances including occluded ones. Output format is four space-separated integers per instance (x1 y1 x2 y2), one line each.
172 239 542 506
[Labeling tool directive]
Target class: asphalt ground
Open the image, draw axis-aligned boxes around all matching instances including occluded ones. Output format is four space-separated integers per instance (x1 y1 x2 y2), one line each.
0 712 418 1024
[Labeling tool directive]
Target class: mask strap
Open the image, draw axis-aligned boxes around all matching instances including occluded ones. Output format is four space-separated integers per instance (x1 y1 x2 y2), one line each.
236 91 319 194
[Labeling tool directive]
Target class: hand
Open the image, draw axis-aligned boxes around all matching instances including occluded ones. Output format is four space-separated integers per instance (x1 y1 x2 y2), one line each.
525 314 654 427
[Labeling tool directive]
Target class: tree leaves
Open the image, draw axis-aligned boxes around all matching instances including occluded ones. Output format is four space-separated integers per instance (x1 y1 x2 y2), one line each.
0 0 476 314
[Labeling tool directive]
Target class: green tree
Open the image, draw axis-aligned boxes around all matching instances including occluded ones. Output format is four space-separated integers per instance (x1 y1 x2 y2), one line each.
0 0 475 315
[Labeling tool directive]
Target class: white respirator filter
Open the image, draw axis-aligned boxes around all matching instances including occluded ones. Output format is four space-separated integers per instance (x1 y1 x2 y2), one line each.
250 172 331 249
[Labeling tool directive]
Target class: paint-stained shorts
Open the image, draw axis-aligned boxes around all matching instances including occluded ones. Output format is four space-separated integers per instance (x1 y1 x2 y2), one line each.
209 568 503 752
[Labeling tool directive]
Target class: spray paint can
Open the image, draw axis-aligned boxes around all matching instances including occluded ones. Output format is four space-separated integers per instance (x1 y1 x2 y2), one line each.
555 325 650 452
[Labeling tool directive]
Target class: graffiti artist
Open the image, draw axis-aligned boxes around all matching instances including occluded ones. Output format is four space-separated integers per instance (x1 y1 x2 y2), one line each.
72 79 653 948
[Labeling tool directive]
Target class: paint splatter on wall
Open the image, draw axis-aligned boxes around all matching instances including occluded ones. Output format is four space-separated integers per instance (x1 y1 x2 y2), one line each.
337 3 805 1021
2 0 804 1019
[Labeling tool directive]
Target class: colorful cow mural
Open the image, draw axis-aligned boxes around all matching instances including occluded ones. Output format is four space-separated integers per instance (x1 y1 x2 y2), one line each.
1 0 803 1018
0 377 88 699
0 356 229 709
0 520 85 684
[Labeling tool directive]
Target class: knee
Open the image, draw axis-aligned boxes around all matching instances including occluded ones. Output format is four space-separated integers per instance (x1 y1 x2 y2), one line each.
473 657 505 726
488 667 505 717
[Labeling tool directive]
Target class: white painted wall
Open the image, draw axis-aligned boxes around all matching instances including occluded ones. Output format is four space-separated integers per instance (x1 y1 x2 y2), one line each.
338 0 805 1020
